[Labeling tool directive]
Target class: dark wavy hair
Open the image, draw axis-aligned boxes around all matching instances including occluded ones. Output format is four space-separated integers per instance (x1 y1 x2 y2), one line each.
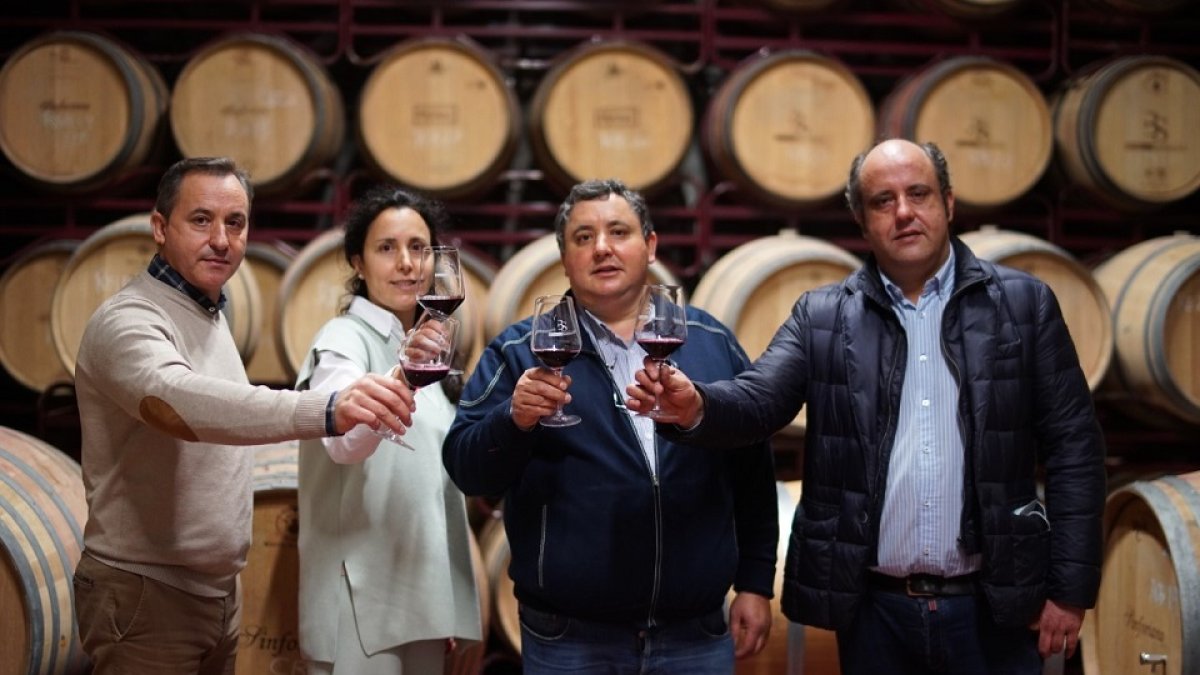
552 178 653 251
340 184 464 402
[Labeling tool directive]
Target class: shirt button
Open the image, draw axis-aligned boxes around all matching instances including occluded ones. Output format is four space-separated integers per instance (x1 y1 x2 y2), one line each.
923 446 931 454
921 399 930 407
924 500 931 508
919 354 928 362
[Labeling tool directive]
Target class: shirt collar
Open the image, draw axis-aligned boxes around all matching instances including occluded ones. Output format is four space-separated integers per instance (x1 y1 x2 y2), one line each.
347 295 406 342
147 254 226 314
578 307 628 349
879 247 956 307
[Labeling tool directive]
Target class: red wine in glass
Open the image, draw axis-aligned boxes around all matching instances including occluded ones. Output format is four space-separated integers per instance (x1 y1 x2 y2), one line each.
531 294 582 428
419 295 465 316
636 337 684 360
532 346 580 369
635 285 687 420
401 362 451 388
417 246 465 317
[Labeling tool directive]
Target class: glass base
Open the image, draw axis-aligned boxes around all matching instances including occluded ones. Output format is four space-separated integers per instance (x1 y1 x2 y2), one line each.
642 408 673 421
539 413 581 428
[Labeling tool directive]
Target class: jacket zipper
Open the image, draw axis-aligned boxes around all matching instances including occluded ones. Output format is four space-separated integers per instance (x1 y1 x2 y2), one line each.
538 503 548 589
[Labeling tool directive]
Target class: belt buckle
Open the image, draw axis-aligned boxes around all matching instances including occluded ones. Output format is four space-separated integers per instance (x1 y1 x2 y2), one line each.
905 576 936 597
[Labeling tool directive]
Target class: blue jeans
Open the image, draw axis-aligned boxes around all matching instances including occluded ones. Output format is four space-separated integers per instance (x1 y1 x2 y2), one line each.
519 604 734 674
837 589 1042 675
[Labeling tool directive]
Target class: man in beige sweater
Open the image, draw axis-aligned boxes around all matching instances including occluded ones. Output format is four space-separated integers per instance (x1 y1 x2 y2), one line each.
71 157 416 674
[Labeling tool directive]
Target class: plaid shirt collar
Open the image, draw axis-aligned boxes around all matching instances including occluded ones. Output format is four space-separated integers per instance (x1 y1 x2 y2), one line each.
147 254 226 314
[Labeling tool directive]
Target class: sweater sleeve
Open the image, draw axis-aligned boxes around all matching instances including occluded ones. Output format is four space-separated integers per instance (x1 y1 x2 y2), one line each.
78 295 328 443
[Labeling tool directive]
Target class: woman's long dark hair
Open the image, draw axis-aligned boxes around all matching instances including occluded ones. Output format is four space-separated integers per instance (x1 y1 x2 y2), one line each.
340 184 464 402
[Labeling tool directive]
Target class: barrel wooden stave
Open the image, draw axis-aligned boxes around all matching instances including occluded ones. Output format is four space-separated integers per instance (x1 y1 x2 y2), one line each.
477 515 521 656
528 40 694 195
1053 56 1200 211
959 227 1113 390
704 50 874 209
1081 472 1200 675
879 56 1052 209
1093 234 1200 427
170 33 345 196
0 241 79 392
358 37 520 201
0 31 166 193
243 242 296 385
0 426 88 675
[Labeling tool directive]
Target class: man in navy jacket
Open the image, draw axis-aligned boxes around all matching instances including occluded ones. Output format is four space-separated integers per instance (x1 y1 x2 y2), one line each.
628 140 1106 675
443 179 777 673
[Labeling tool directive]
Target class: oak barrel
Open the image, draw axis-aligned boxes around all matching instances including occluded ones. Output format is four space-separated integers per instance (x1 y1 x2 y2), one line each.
1053 55 1200 211
735 481 840 675
237 441 302 675
276 231 489 381
0 426 88 675
691 231 861 435
482 233 682 343
959 226 1113 390
1081 471 1200 675
358 37 520 201
243 242 296 385
528 40 693 195
879 56 1052 209
0 31 166 193
170 33 345 196
703 50 874 209
444 531 491 675
48 213 262 377
477 515 521 656
1093 233 1200 427
0 240 79 392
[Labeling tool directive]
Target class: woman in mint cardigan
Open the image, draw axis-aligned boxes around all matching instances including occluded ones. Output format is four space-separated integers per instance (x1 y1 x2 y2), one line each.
295 185 481 674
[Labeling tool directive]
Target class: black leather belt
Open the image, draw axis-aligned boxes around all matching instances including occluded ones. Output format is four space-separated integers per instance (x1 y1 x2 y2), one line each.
868 571 978 597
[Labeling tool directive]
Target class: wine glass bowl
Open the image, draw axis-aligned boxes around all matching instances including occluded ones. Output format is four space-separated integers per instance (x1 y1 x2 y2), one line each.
417 245 465 317
530 294 582 428
635 284 687 420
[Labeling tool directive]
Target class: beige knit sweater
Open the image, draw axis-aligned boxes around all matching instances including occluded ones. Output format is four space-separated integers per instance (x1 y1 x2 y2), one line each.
75 271 329 596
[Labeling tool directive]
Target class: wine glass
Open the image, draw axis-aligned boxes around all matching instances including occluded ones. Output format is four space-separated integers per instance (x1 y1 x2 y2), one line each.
530 294 582 428
377 312 461 450
417 245 465 318
635 284 687 420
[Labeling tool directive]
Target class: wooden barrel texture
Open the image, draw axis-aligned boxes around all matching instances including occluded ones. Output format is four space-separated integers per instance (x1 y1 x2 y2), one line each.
889 0 1028 19
237 441 303 675
482 233 683 343
243 242 296 385
48 213 262 377
0 240 79 392
1080 471 1200 675
0 31 166 193
170 32 345 196
703 50 874 209
1093 233 1200 427
444 529 491 675
477 514 521 656
878 56 1052 210
735 481 840 675
959 227 1113 391
358 37 520 201
276 231 488 381
1053 55 1200 211
528 40 694 195
691 231 861 436
0 426 88 675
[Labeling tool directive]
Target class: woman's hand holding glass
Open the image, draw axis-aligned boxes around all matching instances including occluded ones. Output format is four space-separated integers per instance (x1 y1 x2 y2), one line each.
376 312 460 450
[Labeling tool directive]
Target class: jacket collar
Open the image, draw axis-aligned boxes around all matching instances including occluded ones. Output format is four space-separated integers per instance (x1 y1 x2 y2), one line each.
850 236 990 307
